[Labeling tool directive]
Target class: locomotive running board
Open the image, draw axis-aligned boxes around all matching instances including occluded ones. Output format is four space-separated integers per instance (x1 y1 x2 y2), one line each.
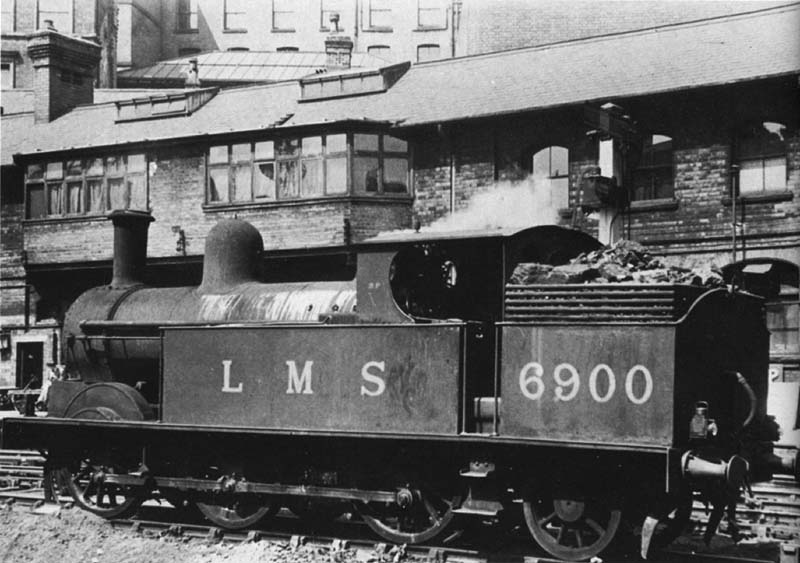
104 474 398 503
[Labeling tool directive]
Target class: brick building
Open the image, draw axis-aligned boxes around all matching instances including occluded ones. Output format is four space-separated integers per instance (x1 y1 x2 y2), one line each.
1 4 798 436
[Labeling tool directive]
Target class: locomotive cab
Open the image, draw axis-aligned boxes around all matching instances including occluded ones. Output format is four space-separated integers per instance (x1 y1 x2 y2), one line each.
356 225 601 323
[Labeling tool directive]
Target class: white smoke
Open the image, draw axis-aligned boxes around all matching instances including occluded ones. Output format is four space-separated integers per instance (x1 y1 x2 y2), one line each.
424 174 562 233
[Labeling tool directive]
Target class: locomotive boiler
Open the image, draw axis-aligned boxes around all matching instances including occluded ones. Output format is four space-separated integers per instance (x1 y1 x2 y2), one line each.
0 211 787 561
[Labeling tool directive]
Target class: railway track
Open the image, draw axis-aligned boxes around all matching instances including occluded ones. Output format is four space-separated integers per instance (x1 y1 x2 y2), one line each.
0 450 797 563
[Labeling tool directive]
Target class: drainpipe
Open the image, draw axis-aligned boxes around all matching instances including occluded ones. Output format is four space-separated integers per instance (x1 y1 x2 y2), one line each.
730 164 739 264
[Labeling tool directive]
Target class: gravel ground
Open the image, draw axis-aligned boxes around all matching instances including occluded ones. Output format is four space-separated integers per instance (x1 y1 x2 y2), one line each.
0 504 367 563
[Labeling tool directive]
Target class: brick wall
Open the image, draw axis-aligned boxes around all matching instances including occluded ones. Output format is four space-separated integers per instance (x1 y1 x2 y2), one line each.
412 87 799 269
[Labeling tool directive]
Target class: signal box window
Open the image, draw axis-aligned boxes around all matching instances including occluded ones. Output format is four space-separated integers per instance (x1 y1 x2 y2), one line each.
224 0 247 31
632 134 674 201
207 133 408 206
737 121 787 195
38 0 71 32
25 154 148 219
532 146 569 209
176 0 198 31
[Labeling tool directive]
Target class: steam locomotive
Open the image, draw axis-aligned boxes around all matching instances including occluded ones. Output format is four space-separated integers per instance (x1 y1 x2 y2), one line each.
1 210 789 561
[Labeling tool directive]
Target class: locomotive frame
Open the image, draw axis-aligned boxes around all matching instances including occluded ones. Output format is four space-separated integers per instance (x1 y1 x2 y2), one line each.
0 211 788 561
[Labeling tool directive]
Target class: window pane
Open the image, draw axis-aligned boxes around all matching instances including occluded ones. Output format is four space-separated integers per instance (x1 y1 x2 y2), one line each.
65 160 82 176
532 149 549 177
47 183 62 214
46 162 63 179
67 181 82 214
353 157 379 193
87 179 105 212
106 156 123 175
550 146 568 177
763 157 786 191
254 162 276 199
418 0 446 29
128 176 147 210
550 177 569 209
417 44 441 63
301 159 323 198
277 161 298 198
27 185 46 218
383 158 408 193
367 45 391 59
327 134 347 154
232 143 251 162
276 138 299 157
739 160 763 194
767 301 799 354
232 165 252 201
255 141 274 160
109 177 128 209
127 154 146 172
354 134 378 152
384 135 407 153
27 164 44 179
302 136 322 157
273 10 294 29
209 146 228 164
326 157 348 194
86 158 103 176
209 168 230 202
369 4 391 27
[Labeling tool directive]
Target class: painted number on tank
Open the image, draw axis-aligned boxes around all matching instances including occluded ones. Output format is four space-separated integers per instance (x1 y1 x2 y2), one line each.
518 362 654 405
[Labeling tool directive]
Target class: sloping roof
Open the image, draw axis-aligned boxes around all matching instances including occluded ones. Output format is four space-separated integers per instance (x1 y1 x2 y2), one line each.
3 4 799 165
117 50 390 86
284 2 800 127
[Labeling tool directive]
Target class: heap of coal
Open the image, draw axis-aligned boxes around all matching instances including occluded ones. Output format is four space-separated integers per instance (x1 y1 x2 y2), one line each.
511 240 725 287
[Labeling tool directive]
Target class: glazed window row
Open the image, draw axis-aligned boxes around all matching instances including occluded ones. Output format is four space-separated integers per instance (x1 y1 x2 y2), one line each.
206 133 410 205
25 155 148 220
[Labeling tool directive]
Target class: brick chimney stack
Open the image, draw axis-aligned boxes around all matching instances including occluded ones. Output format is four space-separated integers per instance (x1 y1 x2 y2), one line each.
324 13 353 71
27 24 101 123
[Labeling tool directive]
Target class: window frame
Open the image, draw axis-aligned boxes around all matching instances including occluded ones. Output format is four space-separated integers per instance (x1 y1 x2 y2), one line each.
1 0 15 33
631 133 674 202
36 0 72 32
223 0 248 31
417 0 447 30
320 0 344 31
531 145 570 210
24 154 149 221
176 0 198 32
364 0 392 31
735 121 788 196
272 0 295 31
416 43 441 63
205 133 410 207
0 58 15 89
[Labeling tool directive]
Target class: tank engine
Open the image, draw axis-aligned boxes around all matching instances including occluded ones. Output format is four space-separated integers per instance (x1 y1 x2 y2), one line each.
1 211 788 561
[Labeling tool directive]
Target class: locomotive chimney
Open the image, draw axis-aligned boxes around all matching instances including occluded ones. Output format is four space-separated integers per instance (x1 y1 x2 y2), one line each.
109 210 154 288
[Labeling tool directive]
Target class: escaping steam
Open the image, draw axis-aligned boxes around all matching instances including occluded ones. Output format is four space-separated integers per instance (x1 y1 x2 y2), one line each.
424 174 563 233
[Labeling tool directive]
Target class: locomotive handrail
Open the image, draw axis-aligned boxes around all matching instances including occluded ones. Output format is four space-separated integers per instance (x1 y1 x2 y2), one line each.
727 370 757 432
